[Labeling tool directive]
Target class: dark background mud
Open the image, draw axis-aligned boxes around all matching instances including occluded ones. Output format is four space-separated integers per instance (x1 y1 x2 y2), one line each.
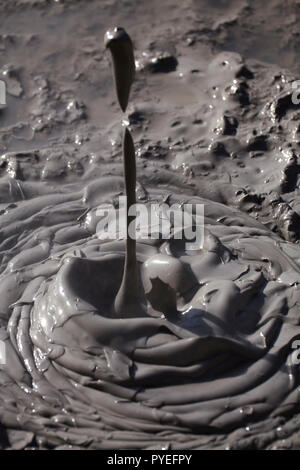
1 0 300 240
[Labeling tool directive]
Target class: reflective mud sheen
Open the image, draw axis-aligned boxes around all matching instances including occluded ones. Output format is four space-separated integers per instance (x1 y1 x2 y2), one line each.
0 177 300 450
1 0 300 451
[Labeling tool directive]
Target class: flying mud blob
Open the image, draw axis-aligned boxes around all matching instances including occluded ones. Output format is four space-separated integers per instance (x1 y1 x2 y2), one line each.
104 27 135 113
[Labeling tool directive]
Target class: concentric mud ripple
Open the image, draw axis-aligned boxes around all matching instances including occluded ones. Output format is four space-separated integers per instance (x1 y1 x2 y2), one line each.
0 176 299 449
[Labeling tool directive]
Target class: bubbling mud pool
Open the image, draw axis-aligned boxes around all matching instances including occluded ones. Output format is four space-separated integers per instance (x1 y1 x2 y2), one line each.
0 175 300 449
1 0 300 451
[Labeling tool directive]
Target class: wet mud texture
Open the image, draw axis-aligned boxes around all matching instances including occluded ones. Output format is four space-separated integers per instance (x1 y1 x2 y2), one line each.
0 0 300 450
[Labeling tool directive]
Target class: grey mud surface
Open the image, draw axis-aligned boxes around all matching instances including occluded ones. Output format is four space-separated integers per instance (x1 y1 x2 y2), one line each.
0 0 300 450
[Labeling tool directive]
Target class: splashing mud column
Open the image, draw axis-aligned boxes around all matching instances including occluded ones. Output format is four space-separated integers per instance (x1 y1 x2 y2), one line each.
105 27 146 317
